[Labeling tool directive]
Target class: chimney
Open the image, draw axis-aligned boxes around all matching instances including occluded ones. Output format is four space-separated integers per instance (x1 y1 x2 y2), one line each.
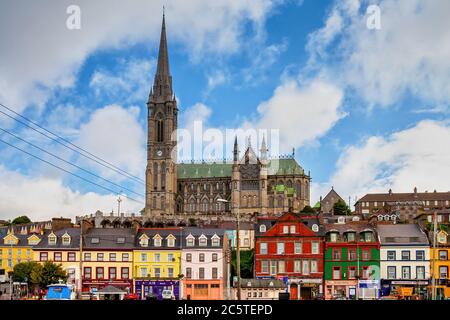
51 217 73 231
414 187 417 194
389 189 392 195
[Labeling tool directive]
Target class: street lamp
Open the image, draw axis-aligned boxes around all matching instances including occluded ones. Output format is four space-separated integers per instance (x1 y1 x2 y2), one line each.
217 198 241 300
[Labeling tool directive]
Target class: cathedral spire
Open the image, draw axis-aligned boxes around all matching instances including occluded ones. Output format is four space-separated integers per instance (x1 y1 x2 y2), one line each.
151 12 173 102
233 136 238 162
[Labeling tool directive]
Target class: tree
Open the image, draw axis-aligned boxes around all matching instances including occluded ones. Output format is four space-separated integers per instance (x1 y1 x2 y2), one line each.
333 199 351 215
12 216 31 225
31 261 68 289
301 205 316 214
12 261 39 283
231 249 254 279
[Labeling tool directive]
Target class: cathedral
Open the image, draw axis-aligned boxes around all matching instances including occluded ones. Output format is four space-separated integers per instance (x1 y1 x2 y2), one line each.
144 15 311 222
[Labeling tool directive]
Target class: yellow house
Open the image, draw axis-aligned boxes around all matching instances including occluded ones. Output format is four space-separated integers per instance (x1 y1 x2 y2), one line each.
133 228 182 299
33 228 82 288
0 227 41 279
430 230 450 299
81 228 134 295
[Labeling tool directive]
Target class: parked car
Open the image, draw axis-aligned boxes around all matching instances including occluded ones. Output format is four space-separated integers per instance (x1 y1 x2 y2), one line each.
161 289 175 300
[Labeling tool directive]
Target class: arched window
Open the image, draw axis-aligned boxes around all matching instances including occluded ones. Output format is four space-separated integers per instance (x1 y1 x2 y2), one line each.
287 180 293 188
161 162 166 190
242 196 248 208
202 199 209 212
189 199 196 213
156 114 164 142
152 196 157 209
176 200 182 213
269 196 274 208
153 162 158 190
277 196 283 208
161 196 165 210
259 224 267 233
295 181 302 198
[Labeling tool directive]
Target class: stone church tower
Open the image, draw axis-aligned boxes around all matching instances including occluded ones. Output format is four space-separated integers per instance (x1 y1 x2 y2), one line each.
145 14 178 217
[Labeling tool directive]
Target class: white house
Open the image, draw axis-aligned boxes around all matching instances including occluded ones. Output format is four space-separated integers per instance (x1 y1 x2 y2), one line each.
378 224 430 299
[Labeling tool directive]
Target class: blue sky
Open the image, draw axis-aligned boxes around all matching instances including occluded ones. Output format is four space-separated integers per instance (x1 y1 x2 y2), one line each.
0 0 449 220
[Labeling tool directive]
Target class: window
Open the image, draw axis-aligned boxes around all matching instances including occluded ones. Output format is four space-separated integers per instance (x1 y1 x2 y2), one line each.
294 260 301 273
68 252 76 262
40 252 48 261
97 253 104 261
302 260 310 275
362 266 371 279
186 268 192 279
199 253 205 262
140 237 149 247
243 238 249 247
348 267 356 279
167 237 175 247
332 267 341 280
187 237 195 247
260 242 268 254
311 242 319 254
154 237 162 247
212 237 220 247
199 237 207 247
310 260 318 273
154 268 161 278
277 242 285 255
346 232 356 242
348 250 356 261
439 250 448 260
278 261 285 273
387 266 396 279
416 266 425 279
402 266 411 279
270 261 277 275
54 252 62 262
168 267 174 278
154 253 161 262
84 253 91 261
387 251 396 261
439 266 448 279
401 251 410 261
333 250 341 261
91 238 99 244
259 225 266 233
199 268 205 279
121 267 129 279
109 267 116 280
168 253 174 262
62 235 71 246
212 268 218 279
283 226 289 234
122 253 129 262
290 225 296 233
141 253 148 262
48 235 57 245
186 253 192 262
416 250 425 261
96 267 104 279
140 267 148 277
329 233 338 242
84 267 92 279
261 261 269 273
362 250 370 261
294 242 302 254
212 253 218 262
109 253 116 261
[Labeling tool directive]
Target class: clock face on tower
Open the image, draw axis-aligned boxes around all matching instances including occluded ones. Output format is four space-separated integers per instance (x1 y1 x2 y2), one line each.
156 150 163 157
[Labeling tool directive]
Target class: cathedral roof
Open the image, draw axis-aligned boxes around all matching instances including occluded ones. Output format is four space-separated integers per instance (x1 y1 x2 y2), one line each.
177 158 306 179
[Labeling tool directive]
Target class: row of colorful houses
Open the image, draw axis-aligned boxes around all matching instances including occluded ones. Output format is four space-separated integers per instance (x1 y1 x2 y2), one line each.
1 211 449 300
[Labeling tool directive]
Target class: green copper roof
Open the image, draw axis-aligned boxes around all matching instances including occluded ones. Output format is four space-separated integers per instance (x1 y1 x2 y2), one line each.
177 158 305 179
313 201 321 208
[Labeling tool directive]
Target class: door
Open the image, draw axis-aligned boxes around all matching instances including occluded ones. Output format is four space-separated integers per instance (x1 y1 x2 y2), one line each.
290 284 298 300
301 287 312 300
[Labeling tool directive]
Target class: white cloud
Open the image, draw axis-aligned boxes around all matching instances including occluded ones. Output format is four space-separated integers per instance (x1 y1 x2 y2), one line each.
319 120 450 203
76 104 146 179
204 70 229 96
306 0 450 107
0 165 142 221
0 0 280 112
89 58 155 103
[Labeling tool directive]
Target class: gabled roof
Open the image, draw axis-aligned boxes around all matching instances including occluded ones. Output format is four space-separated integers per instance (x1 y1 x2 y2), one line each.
84 228 134 250
36 228 80 249
136 228 183 249
377 224 429 245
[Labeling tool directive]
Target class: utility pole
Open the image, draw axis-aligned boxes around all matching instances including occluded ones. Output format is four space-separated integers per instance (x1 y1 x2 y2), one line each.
226 239 231 300
431 211 437 300
78 219 83 300
236 205 241 301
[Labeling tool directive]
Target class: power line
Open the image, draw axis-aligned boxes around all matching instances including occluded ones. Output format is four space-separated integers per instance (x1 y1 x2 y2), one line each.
0 137 145 205
0 125 144 199
0 102 145 185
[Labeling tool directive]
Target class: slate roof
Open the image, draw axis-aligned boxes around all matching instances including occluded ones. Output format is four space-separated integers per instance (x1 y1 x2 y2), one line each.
181 227 225 249
36 228 81 249
83 228 135 250
135 228 183 249
377 224 429 245
177 158 306 179
356 191 450 203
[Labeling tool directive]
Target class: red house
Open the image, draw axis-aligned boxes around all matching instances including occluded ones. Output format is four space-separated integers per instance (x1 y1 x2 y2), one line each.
255 212 325 300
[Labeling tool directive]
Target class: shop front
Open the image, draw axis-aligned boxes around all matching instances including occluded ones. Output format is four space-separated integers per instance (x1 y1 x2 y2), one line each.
134 279 180 300
381 280 428 300
82 279 133 298
288 278 323 300
325 280 358 300
358 280 380 300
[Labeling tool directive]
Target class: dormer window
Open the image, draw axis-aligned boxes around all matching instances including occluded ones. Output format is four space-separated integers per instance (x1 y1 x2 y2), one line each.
154 236 162 247
259 225 266 233
167 235 175 248
290 225 296 233
116 237 125 244
360 231 374 242
337 216 345 224
438 232 447 244
91 237 99 244
62 233 71 246
139 234 149 247
48 233 57 245
329 232 339 243
345 232 356 242
199 235 207 247
211 235 220 247
186 236 195 247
